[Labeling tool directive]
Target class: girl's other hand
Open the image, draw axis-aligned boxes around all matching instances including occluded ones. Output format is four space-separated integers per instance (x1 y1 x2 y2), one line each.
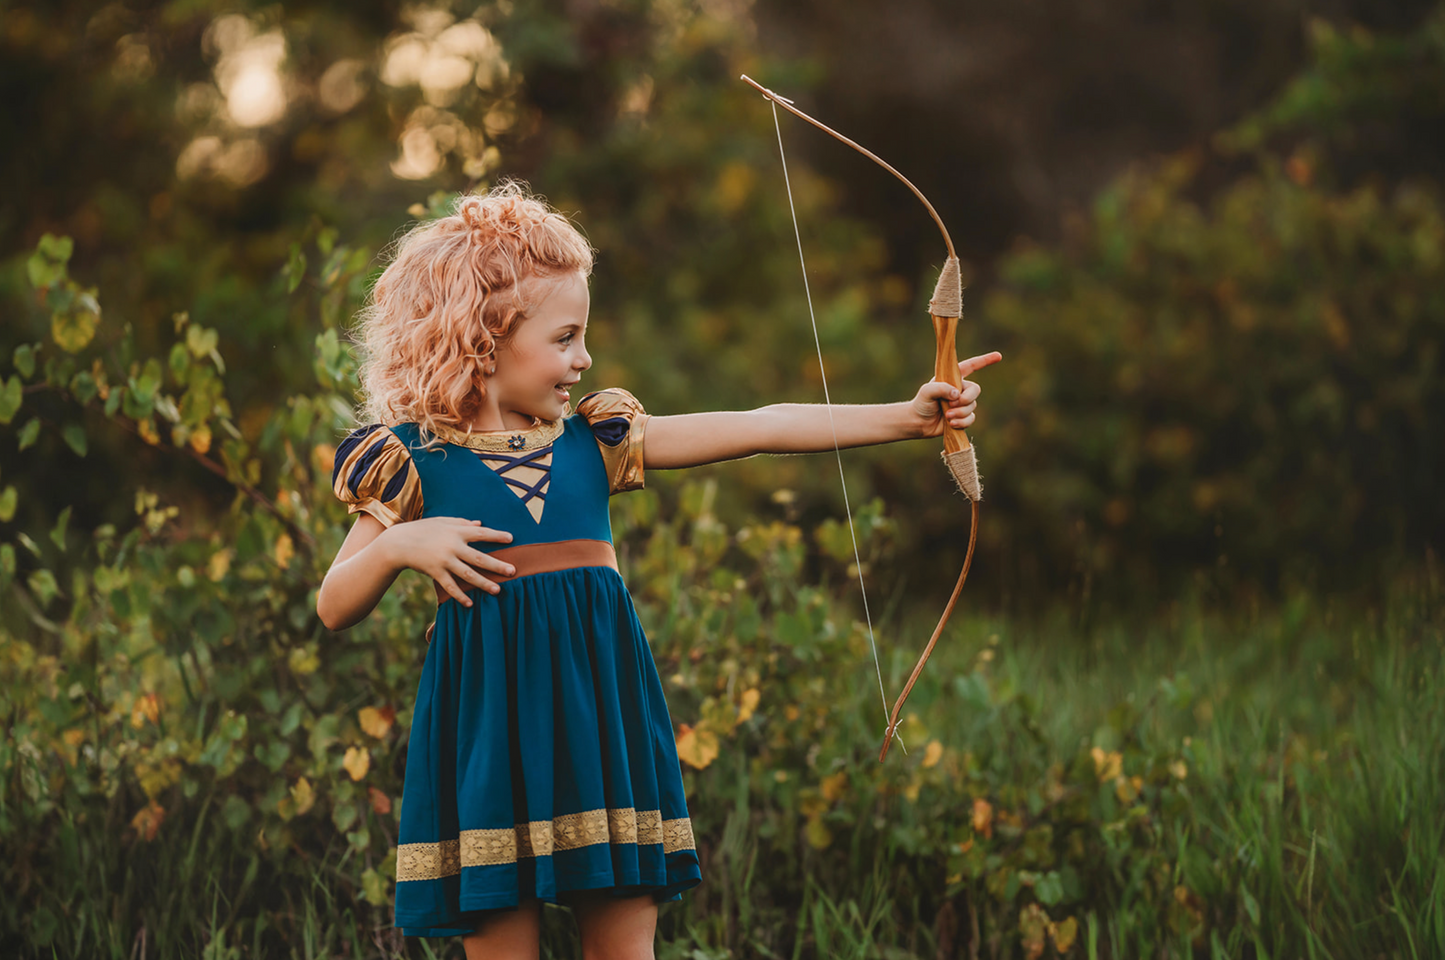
380 517 516 606
910 352 1003 438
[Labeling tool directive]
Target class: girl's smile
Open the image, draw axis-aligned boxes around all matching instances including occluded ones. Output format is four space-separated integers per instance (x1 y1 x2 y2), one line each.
470 271 592 431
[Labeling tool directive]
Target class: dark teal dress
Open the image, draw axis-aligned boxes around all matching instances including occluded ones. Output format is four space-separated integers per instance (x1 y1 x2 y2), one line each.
332 390 700 938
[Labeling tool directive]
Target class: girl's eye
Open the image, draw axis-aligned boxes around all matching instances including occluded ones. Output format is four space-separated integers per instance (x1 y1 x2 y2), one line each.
560 333 574 345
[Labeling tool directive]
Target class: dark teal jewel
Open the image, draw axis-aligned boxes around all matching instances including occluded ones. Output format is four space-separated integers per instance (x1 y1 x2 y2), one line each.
508 435 526 450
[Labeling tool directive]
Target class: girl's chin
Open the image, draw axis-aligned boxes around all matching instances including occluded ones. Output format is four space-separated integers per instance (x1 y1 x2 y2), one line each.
533 394 570 419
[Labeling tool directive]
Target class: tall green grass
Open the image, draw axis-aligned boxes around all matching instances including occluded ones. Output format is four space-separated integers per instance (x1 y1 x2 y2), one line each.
4 530 1439 958
648 575 1443 959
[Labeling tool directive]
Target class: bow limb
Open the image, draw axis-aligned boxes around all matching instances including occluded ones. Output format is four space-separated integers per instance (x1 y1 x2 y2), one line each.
741 74 983 762
878 266 983 761
740 75 957 259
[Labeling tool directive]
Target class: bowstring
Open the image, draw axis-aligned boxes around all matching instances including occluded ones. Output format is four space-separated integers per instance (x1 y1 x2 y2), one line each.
769 101 900 753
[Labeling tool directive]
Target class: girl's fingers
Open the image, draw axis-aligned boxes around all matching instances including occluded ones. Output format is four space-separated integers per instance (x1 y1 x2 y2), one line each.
957 352 1002 377
450 559 501 595
436 572 473 607
951 382 981 405
464 524 515 544
923 380 961 401
470 549 517 578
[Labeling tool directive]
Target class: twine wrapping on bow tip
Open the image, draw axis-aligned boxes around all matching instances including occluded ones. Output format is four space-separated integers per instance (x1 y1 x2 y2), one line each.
929 256 963 319
943 446 983 502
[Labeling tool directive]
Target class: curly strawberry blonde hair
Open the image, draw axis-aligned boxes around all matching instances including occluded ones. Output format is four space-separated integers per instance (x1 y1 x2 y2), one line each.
349 180 594 444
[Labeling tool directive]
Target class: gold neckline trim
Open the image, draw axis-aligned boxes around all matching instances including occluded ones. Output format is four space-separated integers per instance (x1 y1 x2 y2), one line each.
430 411 567 452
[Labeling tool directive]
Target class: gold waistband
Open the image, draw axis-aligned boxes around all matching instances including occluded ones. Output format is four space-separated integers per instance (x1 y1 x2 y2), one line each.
431 538 618 607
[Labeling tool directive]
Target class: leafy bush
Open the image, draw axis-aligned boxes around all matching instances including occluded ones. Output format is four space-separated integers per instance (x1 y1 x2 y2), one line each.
3 234 1440 958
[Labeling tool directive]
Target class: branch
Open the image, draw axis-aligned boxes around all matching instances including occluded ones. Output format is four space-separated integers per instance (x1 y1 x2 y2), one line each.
20 385 318 551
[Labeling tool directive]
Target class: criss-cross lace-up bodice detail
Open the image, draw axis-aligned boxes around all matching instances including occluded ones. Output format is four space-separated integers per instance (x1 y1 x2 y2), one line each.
472 446 553 522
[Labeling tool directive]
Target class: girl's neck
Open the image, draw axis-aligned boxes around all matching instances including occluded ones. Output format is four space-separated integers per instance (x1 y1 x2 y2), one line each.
465 398 545 433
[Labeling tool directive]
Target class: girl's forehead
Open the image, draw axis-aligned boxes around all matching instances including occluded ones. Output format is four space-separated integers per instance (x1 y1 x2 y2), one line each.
528 274 589 315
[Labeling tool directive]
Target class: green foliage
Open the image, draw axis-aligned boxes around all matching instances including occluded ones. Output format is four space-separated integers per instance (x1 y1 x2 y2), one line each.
2 236 1442 956
5 0 1440 613
2 2 1444 956
974 9 1445 604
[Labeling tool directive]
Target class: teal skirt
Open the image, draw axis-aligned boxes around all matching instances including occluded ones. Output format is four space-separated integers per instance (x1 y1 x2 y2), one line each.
393 566 701 937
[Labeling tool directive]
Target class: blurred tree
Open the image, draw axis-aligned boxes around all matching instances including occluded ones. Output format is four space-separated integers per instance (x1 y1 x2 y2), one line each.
1 0 1441 615
756 0 1441 270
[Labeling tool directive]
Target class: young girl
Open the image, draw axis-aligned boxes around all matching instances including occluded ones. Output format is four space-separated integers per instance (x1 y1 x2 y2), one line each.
316 182 998 959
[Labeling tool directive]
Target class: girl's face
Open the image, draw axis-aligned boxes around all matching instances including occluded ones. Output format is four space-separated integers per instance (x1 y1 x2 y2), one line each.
488 271 592 423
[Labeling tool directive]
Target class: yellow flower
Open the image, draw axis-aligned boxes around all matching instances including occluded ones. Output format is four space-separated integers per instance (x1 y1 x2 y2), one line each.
922 739 944 768
130 801 166 841
273 532 294 570
971 797 993 838
1052 916 1079 952
288 645 320 676
1090 746 1122 781
736 688 760 724
130 692 160 728
804 814 832 850
675 723 719 770
358 705 395 739
1018 903 1048 960
290 776 316 815
343 746 371 781
312 443 337 474
207 548 232 582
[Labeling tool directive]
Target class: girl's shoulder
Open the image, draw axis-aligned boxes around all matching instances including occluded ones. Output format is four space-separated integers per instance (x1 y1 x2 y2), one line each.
574 388 648 434
331 423 424 527
573 388 650 495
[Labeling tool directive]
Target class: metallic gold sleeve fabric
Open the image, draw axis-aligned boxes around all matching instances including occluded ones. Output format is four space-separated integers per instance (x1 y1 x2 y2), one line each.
575 388 650 495
331 424 424 527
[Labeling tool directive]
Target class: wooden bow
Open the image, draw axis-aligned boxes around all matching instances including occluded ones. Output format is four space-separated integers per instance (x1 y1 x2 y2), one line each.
741 75 982 762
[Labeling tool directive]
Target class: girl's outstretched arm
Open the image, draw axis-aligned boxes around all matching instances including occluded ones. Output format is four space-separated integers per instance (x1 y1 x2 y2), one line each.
644 352 1001 470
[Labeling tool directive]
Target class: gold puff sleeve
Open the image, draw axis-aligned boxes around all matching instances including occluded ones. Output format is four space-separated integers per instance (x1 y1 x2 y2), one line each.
331 424 424 527
576 388 651 494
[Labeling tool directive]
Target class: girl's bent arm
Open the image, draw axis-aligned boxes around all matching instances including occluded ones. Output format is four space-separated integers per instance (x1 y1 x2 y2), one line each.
316 514 407 632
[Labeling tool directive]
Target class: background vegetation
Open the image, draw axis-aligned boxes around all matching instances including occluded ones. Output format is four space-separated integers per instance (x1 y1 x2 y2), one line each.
1 0 1441 957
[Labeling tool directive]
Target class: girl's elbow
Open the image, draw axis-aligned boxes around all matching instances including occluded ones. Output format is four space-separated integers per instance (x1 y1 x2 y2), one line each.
315 586 349 633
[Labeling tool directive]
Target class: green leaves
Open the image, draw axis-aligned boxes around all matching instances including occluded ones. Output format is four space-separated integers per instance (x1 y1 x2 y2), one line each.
184 320 225 374
0 376 21 424
50 291 100 353
13 344 36 378
282 241 307 294
29 234 102 354
25 233 72 290
48 506 71 551
15 418 39 450
61 424 86 458
27 569 60 608
312 328 355 390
